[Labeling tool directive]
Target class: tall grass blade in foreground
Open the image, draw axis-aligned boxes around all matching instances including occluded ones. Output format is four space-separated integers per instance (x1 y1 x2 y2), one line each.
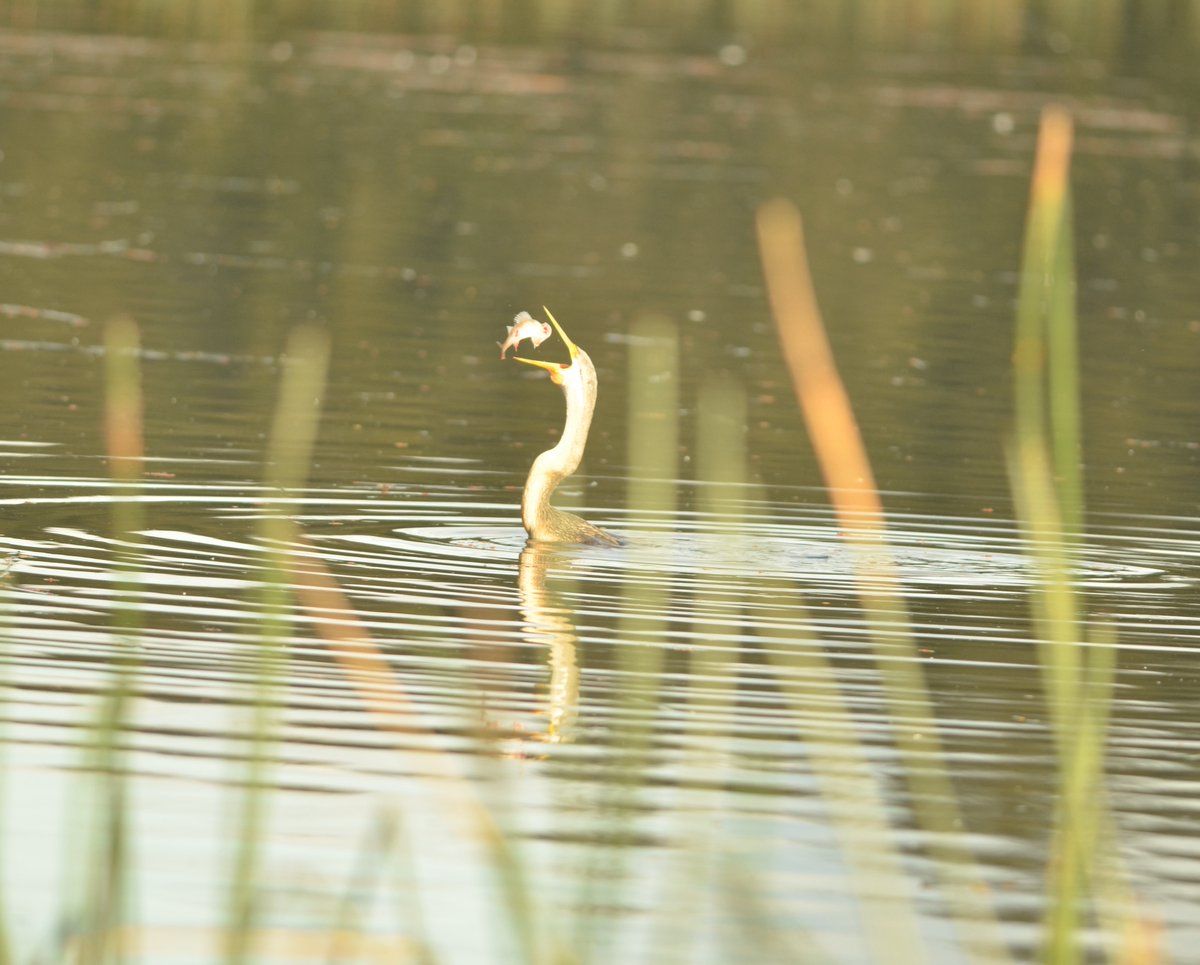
223 325 330 965
619 312 679 688
1009 107 1143 965
233 340 556 962
756 200 1009 962
67 316 145 965
647 375 760 960
1011 107 1085 724
668 376 747 957
571 314 679 962
0 585 9 965
288 538 558 964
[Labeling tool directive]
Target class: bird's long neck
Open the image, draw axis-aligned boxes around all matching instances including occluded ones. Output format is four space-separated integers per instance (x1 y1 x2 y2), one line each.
521 353 597 533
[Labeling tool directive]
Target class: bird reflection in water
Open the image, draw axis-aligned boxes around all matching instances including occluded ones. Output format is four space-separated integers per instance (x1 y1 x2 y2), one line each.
517 542 581 743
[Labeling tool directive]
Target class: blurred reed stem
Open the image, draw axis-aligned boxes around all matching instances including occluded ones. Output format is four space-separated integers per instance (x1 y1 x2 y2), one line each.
223 325 330 965
0 577 12 965
225 329 546 963
648 376 748 959
756 199 1009 963
573 314 679 962
386 811 439 965
695 235 930 958
696 375 748 505
624 314 679 511
326 809 407 964
621 312 679 675
285 506 557 962
69 316 146 965
1012 107 1084 707
618 311 679 713
764 584 929 964
1009 107 1136 965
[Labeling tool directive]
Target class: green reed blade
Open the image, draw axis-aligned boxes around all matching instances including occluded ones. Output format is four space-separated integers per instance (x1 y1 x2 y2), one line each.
572 314 679 963
620 312 679 689
1008 107 1139 964
0 586 11 965
222 325 330 965
1047 194 1083 541
326 808 404 965
644 375 749 960
62 317 146 965
385 809 440 965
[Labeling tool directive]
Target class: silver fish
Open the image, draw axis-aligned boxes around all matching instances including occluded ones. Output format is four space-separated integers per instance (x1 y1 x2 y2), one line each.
498 311 553 359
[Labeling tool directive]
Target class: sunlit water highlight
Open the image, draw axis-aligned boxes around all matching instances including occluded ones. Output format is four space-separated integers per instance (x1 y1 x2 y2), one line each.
2 456 1199 957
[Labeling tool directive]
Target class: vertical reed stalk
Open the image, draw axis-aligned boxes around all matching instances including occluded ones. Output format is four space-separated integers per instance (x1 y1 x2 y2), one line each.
1012 107 1083 713
620 313 679 687
223 325 330 965
648 376 747 959
756 200 1008 963
71 316 145 965
0 574 12 965
760 590 929 964
702 362 925 962
575 314 679 962
1009 107 1132 965
385 811 438 965
326 808 403 964
287 523 557 963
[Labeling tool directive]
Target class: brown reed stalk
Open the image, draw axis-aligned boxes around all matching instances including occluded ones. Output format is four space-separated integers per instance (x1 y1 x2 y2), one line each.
756 199 1009 963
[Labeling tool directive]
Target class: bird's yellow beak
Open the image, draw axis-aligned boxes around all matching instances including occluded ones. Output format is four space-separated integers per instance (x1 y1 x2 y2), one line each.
514 306 579 385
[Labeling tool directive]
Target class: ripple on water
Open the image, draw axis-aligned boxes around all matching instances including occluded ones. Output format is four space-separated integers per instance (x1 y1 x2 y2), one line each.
0 481 1196 806
2 479 1192 640
0 465 1198 960
389 515 1182 593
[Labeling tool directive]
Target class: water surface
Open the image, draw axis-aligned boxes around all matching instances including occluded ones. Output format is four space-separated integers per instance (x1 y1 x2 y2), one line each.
1 20 1199 963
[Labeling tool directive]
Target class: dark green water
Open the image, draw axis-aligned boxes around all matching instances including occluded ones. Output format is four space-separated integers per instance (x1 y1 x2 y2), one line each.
0 15 1198 964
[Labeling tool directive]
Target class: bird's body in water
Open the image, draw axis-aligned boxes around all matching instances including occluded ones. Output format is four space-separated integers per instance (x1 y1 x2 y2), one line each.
507 308 621 546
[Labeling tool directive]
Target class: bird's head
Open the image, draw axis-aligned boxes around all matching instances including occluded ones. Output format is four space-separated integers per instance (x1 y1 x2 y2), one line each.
514 306 578 386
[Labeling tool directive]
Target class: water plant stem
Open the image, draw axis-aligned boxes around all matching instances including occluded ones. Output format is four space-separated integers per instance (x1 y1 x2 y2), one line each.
223 325 330 965
66 317 146 965
1009 106 1135 965
757 199 1009 963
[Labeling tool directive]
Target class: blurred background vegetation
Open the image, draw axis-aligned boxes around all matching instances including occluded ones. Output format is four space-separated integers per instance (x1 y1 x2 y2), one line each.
4 0 1200 78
